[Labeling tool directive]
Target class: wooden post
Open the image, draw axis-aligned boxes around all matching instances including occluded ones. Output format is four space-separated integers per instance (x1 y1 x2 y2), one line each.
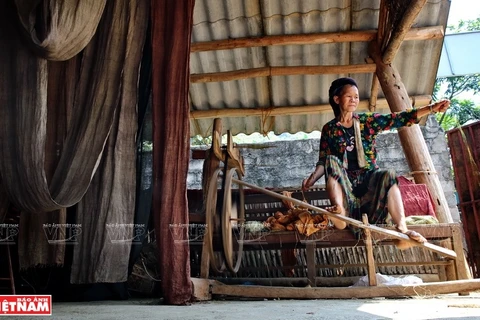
451 224 472 281
306 242 316 287
362 214 377 286
368 41 453 223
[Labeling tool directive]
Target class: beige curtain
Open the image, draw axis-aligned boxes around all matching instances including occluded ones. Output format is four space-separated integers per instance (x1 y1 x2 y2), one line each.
0 0 147 278
14 0 107 60
0 0 112 214
71 0 149 284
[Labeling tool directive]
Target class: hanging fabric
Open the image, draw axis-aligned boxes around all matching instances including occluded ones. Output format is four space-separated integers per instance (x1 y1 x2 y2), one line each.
151 0 195 305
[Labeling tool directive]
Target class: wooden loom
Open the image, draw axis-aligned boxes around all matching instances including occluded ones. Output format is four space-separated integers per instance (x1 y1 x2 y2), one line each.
190 120 480 301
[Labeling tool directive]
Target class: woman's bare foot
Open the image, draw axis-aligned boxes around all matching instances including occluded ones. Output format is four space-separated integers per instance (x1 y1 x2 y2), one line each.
325 205 347 229
325 204 344 214
394 229 427 250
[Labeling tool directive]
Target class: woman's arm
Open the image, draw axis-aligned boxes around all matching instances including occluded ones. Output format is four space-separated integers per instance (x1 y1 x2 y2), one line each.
302 165 325 190
416 99 450 118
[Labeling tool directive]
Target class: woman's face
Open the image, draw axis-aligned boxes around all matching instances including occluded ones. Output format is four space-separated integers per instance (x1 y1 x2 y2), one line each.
334 85 359 112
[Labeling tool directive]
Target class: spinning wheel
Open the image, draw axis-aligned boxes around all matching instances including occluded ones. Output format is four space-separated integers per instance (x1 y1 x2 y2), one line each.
204 167 245 274
203 120 246 274
222 167 245 273
205 168 226 273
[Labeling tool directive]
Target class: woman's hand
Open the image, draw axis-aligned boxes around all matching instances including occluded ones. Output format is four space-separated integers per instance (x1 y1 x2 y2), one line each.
430 99 450 113
302 165 325 191
418 99 451 118
302 177 312 191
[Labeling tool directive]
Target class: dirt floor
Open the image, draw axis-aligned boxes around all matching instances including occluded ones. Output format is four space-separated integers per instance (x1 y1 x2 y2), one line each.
11 292 480 320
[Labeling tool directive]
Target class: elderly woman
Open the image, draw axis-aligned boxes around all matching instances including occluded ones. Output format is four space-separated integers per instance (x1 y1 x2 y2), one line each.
302 77 450 247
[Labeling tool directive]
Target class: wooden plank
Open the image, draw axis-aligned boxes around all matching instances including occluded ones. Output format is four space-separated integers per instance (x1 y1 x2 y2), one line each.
212 130 223 162
233 179 457 259
191 278 214 301
190 26 443 52
306 242 316 287
189 95 432 120
441 237 457 281
451 224 472 280
191 64 376 83
362 214 377 286
212 274 441 287
226 130 244 176
211 279 480 299
200 231 210 279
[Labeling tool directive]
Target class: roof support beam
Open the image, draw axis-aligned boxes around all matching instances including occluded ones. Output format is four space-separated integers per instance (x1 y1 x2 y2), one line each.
191 64 376 83
189 95 431 119
190 26 443 53
382 0 429 64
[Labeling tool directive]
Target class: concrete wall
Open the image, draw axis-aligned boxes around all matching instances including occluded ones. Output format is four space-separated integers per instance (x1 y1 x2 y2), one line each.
188 116 460 221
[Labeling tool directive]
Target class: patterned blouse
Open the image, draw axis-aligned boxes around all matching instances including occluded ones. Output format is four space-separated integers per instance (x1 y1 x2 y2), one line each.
317 108 419 170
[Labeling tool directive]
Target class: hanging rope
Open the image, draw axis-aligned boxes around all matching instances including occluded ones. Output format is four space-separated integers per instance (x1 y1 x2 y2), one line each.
260 106 275 137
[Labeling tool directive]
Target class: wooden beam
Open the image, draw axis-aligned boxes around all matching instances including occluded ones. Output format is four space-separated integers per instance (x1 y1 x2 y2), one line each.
362 214 377 286
189 95 432 120
211 274 441 287
369 75 380 111
190 26 443 53
191 278 214 301
211 279 480 299
383 0 429 64
191 64 376 83
369 0 388 111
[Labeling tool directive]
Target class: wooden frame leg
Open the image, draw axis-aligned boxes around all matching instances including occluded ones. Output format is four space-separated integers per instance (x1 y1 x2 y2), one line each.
200 234 210 278
362 214 377 286
306 242 316 287
451 224 471 281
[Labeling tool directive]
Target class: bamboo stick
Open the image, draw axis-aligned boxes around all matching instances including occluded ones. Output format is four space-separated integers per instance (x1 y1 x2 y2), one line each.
232 178 456 259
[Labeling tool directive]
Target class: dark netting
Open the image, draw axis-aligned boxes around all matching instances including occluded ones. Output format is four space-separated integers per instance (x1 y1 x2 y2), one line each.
129 21 153 276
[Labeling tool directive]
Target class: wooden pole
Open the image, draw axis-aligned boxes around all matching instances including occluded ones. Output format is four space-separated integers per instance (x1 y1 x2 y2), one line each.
211 279 480 299
383 0 429 64
232 178 456 259
362 214 377 286
189 95 432 120
369 41 453 224
190 26 444 53
191 64 376 83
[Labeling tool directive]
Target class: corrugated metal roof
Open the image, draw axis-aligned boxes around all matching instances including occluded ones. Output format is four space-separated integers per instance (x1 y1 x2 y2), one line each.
189 0 451 137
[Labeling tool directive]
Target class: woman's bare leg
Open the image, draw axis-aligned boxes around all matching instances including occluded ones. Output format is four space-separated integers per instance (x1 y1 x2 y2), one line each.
388 184 427 249
326 176 347 230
